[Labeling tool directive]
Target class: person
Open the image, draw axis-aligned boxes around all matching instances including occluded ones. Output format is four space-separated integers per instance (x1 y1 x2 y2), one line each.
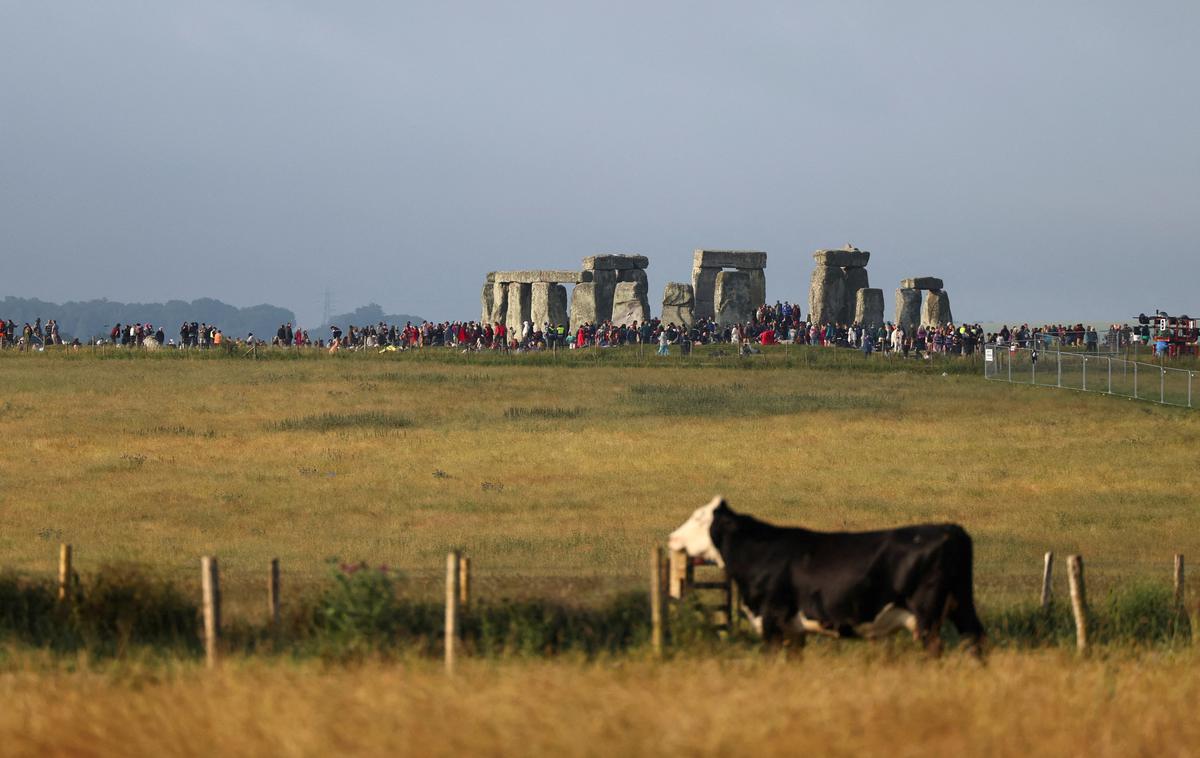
657 328 670 356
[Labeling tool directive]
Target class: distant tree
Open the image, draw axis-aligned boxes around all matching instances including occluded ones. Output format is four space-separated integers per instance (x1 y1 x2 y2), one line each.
0 296 298 342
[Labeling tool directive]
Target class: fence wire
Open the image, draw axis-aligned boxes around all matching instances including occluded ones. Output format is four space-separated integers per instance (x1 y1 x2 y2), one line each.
983 343 1196 409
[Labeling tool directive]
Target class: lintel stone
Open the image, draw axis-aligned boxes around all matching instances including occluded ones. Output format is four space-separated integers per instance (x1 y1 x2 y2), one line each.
490 270 589 284
581 254 649 271
692 250 767 269
900 276 944 290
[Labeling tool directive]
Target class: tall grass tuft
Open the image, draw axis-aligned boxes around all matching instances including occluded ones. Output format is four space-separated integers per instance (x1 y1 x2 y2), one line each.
269 411 414 432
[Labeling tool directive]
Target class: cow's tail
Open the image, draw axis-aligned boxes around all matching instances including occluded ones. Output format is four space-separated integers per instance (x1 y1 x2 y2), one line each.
945 525 987 655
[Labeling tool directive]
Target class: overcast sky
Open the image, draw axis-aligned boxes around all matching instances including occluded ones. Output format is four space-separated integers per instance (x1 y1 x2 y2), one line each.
2 1 1197 326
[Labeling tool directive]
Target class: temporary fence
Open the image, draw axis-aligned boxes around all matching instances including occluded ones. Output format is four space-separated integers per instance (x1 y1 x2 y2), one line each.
983 343 1196 409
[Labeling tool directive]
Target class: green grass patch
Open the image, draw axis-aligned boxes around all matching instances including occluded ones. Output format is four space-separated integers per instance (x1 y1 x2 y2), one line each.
269 411 414 432
625 382 888 416
503 406 585 420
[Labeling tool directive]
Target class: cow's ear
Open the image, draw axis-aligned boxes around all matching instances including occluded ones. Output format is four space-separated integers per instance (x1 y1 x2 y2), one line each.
714 497 731 515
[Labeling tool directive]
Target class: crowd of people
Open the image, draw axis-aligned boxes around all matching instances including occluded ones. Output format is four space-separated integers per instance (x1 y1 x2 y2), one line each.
0 318 75 350
0 305 1164 360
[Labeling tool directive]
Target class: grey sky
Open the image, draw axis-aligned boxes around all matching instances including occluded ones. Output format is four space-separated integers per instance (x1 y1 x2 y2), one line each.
2 1 1197 327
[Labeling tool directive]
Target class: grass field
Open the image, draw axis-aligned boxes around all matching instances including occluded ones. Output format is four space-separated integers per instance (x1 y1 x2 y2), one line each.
1 346 1198 755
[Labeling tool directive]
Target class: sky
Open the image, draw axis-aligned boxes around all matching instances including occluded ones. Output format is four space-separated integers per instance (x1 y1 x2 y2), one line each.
1 0 1197 327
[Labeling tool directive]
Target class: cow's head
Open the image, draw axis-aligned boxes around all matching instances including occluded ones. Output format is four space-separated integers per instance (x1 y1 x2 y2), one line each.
667 496 728 566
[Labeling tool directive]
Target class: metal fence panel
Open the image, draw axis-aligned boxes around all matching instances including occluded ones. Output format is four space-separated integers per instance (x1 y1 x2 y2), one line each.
983 343 1195 410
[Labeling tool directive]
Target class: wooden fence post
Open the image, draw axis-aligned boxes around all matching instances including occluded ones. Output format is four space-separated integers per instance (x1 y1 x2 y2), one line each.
1173 554 1184 608
458 555 471 607
58 544 72 602
268 558 281 627
650 547 664 657
1040 551 1054 609
445 551 460 673
727 576 741 634
668 550 691 600
201 556 221 668
1067 554 1087 652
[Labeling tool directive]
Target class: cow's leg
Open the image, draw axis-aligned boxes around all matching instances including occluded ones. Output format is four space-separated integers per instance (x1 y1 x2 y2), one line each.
949 599 988 659
910 585 953 657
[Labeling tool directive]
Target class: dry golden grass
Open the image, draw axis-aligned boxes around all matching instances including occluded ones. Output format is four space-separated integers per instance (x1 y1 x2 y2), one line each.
2 650 1199 757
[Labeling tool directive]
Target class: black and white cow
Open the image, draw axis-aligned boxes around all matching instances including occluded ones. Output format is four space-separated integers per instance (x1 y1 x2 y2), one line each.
668 497 986 654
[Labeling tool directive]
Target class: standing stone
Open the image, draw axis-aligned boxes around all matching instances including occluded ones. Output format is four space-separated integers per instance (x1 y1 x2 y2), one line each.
590 269 618 323
691 266 719 321
854 288 885 328
895 288 921 333
570 282 598 330
739 268 767 309
531 282 569 329
505 282 532 338
714 271 752 327
661 282 695 328
611 281 650 326
921 290 953 327
842 267 870 324
489 280 508 325
807 266 845 325
481 281 494 325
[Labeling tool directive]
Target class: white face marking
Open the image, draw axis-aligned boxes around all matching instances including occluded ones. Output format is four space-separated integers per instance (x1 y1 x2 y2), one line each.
666 496 725 566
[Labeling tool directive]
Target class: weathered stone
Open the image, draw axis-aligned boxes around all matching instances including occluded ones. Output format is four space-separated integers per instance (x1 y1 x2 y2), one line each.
481 282 494 324
661 282 695 328
581 254 649 271
738 268 767 308
807 265 845 325
488 280 508 325
714 271 753 327
611 281 650 326
505 282 532 338
491 270 588 284
921 290 953 327
813 248 870 268
894 288 921 333
570 282 598 330
854 288 884 328
842 267 870 323
691 266 719 321
590 269 618 323
531 282 569 328
900 276 943 291
692 250 767 269
617 268 648 290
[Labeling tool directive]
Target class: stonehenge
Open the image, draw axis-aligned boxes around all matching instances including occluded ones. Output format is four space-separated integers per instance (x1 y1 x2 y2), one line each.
691 250 767 320
661 282 695 328
480 243 967 337
807 245 869 325
805 247 957 329
894 278 952 329
483 254 651 333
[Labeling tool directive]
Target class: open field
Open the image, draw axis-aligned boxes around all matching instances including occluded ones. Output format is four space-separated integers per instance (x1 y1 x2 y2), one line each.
1 347 1196 611
2 347 1199 754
